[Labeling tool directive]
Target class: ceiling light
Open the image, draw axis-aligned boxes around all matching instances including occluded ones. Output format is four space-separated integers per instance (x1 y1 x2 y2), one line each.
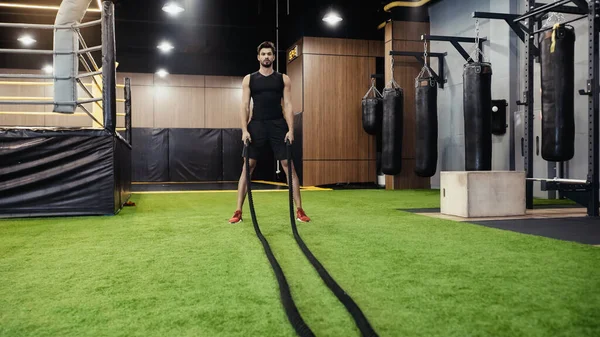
42 65 53 74
18 35 36 46
156 69 169 78
157 41 174 53
162 2 184 15
323 11 343 26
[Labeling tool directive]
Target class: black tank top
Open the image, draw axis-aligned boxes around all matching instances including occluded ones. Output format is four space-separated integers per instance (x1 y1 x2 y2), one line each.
249 71 284 120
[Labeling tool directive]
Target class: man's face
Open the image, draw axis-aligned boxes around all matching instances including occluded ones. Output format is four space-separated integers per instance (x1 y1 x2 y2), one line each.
258 48 274 68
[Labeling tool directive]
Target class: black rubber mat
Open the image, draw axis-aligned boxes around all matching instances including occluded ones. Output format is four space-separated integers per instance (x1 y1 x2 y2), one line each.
320 182 383 190
470 217 600 245
398 204 580 214
132 182 287 192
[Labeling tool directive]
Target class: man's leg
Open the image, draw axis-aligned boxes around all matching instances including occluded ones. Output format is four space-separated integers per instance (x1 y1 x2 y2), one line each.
236 158 257 210
280 159 302 209
280 159 311 222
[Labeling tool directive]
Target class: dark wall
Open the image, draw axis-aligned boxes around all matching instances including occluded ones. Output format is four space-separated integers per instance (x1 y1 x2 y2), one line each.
132 128 275 182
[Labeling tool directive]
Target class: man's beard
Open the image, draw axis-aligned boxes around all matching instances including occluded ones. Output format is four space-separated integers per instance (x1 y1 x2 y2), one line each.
261 60 272 67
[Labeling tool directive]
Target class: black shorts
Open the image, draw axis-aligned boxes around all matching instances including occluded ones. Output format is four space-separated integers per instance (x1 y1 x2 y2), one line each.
245 118 289 160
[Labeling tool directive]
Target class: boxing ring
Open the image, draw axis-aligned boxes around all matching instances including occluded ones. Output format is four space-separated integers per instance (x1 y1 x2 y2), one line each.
0 1 132 218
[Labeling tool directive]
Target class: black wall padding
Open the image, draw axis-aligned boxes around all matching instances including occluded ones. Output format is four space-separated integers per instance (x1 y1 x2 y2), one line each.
132 128 169 182
130 127 279 183
0 130 116 217
415 77 438 177
222 128 244 181
540 24 576 162
114 137 132 212
463 62 493 171
168 128 223 181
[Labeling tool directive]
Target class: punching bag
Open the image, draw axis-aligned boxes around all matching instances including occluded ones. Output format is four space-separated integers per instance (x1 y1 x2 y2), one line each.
463 62 492 171
540 24 575 162
382 86 403 175
362 97 382 135
415 76 438 177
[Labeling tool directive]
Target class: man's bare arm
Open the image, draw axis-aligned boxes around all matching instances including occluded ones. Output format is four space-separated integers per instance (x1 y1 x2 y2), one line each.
282 74 294 133
240 75 251 132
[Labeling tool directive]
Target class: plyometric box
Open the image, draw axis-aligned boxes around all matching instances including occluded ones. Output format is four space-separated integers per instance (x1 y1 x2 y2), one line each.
440 171 526 218
0 128 132 218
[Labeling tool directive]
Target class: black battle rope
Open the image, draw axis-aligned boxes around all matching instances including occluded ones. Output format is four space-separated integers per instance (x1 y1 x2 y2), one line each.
243 143 316 337
284 140 379 337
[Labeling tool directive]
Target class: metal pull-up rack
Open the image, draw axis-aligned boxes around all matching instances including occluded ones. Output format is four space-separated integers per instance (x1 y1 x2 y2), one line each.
473 0 599 217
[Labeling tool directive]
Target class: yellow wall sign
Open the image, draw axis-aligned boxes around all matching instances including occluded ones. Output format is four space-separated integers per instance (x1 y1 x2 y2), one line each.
288 45 298 62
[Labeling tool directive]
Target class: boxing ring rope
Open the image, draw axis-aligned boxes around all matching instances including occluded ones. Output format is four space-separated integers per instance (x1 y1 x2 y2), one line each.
0 1 130 143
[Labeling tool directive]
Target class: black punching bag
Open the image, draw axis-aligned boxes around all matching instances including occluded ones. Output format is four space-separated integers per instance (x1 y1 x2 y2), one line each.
463 62 492 171
540 24 575 162
382 86 403 175
362 97 382 135
415 77 438 177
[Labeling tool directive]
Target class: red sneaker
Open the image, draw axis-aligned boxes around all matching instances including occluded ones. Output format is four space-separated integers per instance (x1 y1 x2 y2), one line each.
229 210 243 224
296 208 311 222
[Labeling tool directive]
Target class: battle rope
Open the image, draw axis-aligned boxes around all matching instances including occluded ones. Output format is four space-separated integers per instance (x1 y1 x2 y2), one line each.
284 140 379 337
243 140 379 337
244 143 315 337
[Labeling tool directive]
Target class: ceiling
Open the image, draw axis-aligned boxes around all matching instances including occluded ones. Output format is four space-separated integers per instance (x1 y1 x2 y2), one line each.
0 0 438 76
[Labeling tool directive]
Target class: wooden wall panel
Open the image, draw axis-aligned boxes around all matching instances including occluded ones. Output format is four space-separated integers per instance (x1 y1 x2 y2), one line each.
117 72 154 86
303 37 370 56
302 160 374 186
154 74 205 87
0 84 46 127
392 21 430 41
385 23 393 43
205 88 242 128
369 41 385 57
0 69 246 130
153 86 205 128
303 54 375 161
205 76 242 88
130 85 154 128
287 55 303 113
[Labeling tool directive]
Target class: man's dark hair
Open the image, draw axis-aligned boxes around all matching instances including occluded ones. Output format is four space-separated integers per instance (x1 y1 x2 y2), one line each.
257 41 276 55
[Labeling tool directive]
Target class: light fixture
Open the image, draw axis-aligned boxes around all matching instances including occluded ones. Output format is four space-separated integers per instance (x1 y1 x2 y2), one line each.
162 2 184 15
0 3 101 12
42 65 53 74
18 35 36 46
157 41 174 53
156 69 169 78
322 11 343 26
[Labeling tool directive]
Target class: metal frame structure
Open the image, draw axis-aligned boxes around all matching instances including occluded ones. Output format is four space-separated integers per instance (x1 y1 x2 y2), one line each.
420 34 486 63
0 1 130 145
473 0 598 217
389 51 447 88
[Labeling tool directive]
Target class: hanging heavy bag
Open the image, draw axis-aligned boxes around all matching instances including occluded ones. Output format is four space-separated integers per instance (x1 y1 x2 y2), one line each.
362 81 383 135
414 75 438 177
381 85 403 175
463 61 493 171
539 24 575 162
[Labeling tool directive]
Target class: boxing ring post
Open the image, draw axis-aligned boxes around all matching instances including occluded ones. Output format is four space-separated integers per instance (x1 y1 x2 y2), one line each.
0 0 132 218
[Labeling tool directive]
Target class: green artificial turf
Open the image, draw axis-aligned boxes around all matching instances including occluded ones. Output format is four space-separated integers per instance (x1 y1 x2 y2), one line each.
1 189 599 337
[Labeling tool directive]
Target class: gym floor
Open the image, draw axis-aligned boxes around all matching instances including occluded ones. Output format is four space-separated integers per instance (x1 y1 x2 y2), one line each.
1 188 598 337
